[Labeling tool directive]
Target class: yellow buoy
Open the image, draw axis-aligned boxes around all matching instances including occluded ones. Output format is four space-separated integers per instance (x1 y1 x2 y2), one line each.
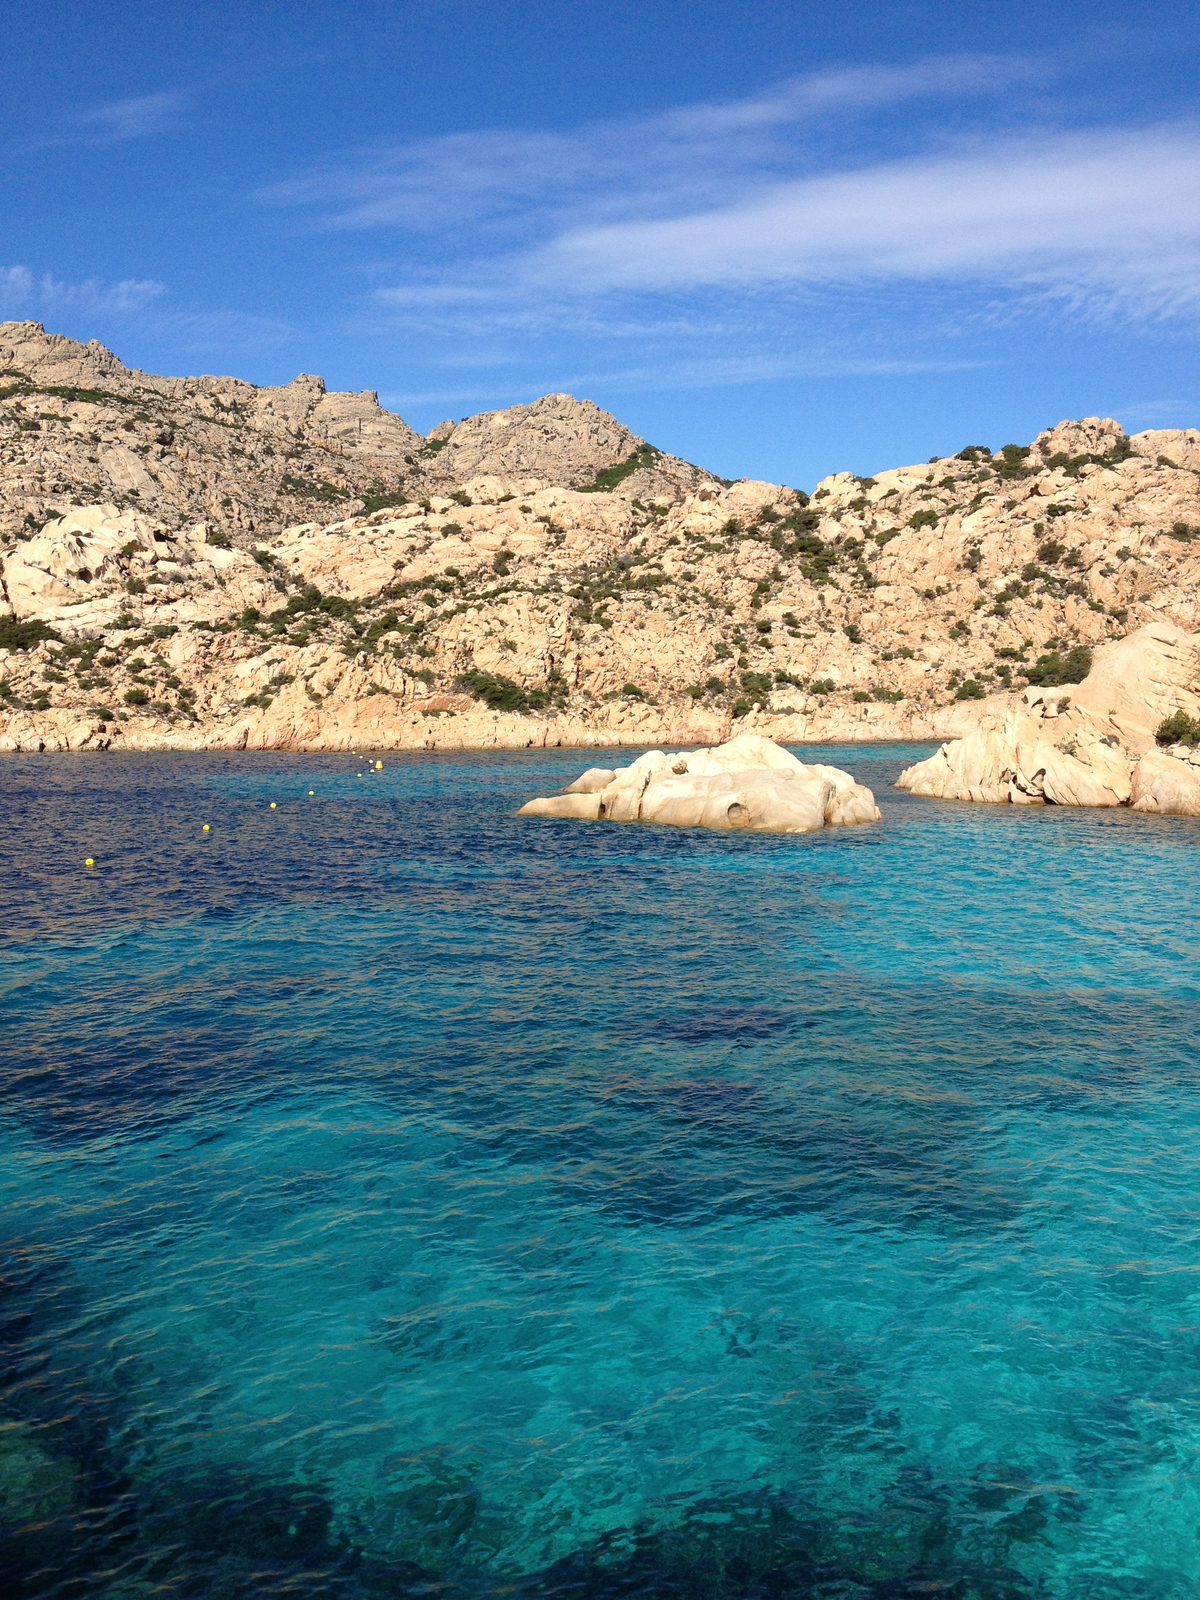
375 760 383 770
270 802 277 809
84 858 94 867
202 824 210 832
308 790 314 796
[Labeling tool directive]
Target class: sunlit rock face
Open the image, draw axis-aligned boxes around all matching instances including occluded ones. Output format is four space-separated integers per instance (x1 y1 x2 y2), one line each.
3 334 1200 756
896 623 1200 817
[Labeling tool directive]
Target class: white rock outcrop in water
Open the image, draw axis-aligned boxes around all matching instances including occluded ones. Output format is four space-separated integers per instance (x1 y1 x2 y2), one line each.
519 733 880 832
896 623 1200 816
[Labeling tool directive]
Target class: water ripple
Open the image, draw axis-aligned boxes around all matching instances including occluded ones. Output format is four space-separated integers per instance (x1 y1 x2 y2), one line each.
2 745 1200 1597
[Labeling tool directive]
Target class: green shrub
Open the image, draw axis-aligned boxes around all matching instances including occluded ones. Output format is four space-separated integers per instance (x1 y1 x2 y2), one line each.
0 617 60 652
1155 710 1200 746
810 678 836 695
954 679 985 701
453 667 566 715
730 697 752 718
317 592 356 621
578 443 661 492
279 475 348 502
450 490 473 507
1024 646 1091 686
125 577 147 595
123 688 149 706
206 527 233 550
908 509 938 530
739 671 772 697
1043 434 1135 476
843 623 863 643
361 490 410 516
852 689 871 702
1037 538 1066 564
994 444 1032 479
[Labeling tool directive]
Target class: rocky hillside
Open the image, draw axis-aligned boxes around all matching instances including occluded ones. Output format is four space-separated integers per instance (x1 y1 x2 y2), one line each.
0 322 712 546
1 325 1200 755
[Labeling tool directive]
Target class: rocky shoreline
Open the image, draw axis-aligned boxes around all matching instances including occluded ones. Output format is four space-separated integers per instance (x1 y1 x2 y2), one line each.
4 324 1200 783
898 621 1200 816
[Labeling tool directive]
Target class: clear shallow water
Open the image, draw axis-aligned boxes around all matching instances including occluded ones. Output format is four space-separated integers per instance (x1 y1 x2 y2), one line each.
2 745 1200 1600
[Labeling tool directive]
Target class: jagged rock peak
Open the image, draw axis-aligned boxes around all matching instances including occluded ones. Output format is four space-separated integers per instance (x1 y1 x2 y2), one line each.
1034 416 1129 458
422 391 715 499
0 320 144 389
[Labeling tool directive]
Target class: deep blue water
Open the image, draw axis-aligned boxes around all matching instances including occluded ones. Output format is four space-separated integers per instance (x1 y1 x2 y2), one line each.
2 744 1200 1600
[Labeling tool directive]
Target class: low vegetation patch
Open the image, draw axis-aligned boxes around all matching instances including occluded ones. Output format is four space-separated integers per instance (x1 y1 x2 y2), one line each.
577 443 661 493
454 667 568 715
1023 646 1092 687
0 618 61 652
1155 710 1200 747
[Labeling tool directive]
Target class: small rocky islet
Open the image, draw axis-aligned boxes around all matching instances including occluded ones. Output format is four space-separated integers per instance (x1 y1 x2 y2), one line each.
518 731 881 832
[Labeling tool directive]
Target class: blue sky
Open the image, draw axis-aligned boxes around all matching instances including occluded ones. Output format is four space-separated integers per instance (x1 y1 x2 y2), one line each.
3 0 1199 488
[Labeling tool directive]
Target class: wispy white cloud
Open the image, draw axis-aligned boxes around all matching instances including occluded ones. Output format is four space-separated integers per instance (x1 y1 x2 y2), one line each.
13 90 189 154
362 123 1200 335
528 125 1200 316
382 350 990 409
261 48 1200 334
160 308 293 352
257 53 1200 403
0 265 166 314
1112 398 1198 427
0 269 290 355
72 90 187 144
259 54 1041 235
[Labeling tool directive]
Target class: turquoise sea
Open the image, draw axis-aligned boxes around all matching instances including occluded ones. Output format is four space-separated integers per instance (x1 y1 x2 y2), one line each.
2 744 1200 1599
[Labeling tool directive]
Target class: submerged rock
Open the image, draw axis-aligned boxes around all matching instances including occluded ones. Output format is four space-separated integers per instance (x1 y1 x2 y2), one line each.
0 1421 76 1562
896 623 1200 816
519 733 880 832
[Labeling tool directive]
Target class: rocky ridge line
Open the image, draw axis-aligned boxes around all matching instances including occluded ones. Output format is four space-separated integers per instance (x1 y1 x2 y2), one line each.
0 321 712 545
1 325 1200 756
